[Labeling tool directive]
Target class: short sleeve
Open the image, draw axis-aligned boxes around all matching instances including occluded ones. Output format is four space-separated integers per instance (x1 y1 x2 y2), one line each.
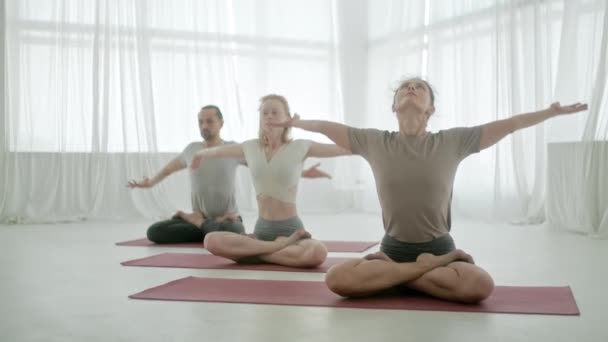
443 126 482 158
348 127 383 158
293 139 313 160
175 142 198 167
241 139 259 165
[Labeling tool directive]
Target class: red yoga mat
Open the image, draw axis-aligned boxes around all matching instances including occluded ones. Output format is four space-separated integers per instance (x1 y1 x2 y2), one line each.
121 253 353 273
116 238 378 253
129 277 580 316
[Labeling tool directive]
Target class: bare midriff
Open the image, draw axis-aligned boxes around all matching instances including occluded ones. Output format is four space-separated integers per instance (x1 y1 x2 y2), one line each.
257 195 297 221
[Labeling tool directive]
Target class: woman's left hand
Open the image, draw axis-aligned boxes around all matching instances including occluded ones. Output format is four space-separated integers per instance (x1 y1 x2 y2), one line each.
548 102 588 116
270 113 301 128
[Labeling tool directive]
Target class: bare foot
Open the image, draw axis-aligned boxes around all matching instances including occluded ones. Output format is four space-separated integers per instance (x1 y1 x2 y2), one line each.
452 250 475 264
281 228 311 247
416 253 441 268
416 249 475 269
364 251 394 262
177 211 205 227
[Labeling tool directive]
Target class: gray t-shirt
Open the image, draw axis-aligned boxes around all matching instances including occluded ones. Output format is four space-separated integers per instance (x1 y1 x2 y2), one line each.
349 126 482 242
176 141 241 218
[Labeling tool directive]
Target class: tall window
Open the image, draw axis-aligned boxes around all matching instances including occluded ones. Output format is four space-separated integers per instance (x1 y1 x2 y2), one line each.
5 0 340 152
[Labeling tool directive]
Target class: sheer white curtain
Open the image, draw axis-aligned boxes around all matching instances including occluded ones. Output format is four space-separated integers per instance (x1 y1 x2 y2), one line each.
1 0 347 223
546 0 608 237
363 0 607 235
356 0 426 212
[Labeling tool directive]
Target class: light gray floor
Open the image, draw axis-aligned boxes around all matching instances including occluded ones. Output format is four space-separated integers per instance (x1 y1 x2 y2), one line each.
1 213 606 342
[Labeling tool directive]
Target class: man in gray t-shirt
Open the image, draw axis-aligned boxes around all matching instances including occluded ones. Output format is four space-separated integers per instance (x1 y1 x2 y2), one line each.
128 105 245 243
128 105 330 243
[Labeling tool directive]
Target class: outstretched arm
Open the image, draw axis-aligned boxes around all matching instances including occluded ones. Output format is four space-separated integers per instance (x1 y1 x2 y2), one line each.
479 102 588 150
127 158 186 189
306 142 352 158
191 144 245 169
272 114 353 152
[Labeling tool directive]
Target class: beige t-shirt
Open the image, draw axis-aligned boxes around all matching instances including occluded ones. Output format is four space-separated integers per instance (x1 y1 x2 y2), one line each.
349 126 482 242
241 139 312 203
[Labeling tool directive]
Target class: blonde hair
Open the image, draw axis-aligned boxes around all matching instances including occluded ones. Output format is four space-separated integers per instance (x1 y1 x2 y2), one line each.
258 94 292 145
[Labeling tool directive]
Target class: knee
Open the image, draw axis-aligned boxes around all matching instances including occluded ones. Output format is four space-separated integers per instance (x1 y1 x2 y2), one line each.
220 221 245 234
303 242 327 267
203 232 223 254
146 222 164 243
325 265 354 297
459 272 495 303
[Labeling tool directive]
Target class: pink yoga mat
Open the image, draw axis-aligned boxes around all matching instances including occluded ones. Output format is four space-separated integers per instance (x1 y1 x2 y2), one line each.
130 277 580 315
122 253 352 273
116 238 378 253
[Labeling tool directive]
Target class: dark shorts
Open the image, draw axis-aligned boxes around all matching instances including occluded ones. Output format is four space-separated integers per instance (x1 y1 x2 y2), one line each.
380 233 456 263
237 216 304 264
252 216 304 241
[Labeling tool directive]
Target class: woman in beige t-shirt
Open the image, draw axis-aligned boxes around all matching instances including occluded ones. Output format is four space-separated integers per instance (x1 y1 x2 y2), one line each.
273 77 587 303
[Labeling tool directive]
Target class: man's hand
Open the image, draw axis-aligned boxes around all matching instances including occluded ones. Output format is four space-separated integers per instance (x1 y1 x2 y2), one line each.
302 163 331 179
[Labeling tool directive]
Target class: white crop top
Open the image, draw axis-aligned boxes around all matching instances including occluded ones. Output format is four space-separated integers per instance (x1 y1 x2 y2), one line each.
241 139 312 203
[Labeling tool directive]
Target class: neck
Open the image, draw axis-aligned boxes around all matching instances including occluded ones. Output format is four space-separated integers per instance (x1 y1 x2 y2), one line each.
264 130 283 148
204 136 222 147
397 111 428 137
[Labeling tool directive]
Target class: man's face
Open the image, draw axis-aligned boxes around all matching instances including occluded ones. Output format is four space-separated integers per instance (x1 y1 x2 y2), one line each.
198 109 223 141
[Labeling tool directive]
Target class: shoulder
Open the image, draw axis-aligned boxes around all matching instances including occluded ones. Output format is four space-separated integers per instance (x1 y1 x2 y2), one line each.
241 139 260 147
437 126 482 139
185 141 204 148
350 127 390 140
289 139 314 153
241 139 261 154
291 139 313 146
350 127 385 135
182 141 204 153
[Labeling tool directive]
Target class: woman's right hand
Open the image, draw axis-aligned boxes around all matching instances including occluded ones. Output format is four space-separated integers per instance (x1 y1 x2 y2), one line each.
190 152 206 170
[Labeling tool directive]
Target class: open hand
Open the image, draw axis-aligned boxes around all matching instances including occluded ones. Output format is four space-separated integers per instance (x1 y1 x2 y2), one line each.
269 113 301 128
302 162 331 179
127 177 154 188
549 102 588 116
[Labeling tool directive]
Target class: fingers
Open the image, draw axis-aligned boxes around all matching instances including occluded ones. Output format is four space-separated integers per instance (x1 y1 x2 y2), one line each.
566 103 588 113
127 180 140 188
552 101 588 114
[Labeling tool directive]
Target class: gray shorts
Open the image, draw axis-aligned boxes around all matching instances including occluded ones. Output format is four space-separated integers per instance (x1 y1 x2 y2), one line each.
253 216 304 241
380 233 455 263
237 216 304 264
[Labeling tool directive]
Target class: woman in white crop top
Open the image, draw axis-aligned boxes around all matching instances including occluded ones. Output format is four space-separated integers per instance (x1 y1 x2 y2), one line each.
190 94 351 267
